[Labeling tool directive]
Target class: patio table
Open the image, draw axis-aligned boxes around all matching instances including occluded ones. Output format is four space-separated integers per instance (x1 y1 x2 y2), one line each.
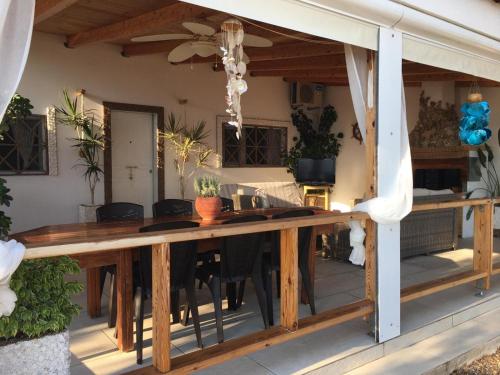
12 207 334 352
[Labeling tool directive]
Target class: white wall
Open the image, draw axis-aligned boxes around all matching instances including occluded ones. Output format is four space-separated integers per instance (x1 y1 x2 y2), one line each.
8 32 297 232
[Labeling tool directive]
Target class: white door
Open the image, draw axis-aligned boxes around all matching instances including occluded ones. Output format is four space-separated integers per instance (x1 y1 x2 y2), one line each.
111 110 157 218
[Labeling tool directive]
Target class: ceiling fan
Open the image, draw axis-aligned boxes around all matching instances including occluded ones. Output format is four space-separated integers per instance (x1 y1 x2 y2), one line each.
130 21 273 63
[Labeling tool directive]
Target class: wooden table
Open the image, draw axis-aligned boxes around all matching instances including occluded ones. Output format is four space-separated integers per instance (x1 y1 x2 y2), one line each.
12 207 334 352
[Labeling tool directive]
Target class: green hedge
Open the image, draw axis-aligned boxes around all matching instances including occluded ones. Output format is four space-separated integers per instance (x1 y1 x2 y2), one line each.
0 256 83 341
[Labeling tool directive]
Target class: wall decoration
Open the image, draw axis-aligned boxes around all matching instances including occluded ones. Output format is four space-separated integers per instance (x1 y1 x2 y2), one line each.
410 91 460 148
46 106 58 176
351 123 363 144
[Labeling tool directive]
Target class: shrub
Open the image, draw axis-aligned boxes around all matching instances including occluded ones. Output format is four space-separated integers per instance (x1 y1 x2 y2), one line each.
0 256 83 342
194 175 221 198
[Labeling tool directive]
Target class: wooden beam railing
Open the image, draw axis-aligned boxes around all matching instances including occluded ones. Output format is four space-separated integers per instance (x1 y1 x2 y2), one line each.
22 211 374 374
402 197 494 303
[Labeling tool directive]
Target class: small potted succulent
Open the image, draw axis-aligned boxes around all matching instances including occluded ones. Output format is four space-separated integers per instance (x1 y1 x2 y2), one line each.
194 175 222 222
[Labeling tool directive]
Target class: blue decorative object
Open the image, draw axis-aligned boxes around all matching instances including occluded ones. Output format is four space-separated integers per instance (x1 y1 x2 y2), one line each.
459 101 491 146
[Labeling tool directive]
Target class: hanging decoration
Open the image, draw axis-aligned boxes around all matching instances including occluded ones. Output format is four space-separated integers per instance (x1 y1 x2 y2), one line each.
220 19 248 139
459 82 491 146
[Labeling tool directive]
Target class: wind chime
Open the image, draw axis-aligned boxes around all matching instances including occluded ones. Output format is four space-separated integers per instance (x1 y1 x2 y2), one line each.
459 81 491 146
220 19 247 139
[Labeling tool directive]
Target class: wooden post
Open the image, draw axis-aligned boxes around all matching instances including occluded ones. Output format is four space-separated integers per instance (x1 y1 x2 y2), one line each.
280 228 299 331
364 50 377 319
116 249 134 352
473 203 493 290
86 268 101 318
152 243 171 373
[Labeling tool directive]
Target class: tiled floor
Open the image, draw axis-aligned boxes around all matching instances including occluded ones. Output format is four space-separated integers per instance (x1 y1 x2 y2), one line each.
69 239 500 374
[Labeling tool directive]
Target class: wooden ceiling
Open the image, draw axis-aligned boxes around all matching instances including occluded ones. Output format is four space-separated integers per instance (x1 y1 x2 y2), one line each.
34 0 499 87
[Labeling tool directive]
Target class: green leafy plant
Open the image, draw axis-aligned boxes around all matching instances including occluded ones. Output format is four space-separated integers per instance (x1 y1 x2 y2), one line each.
194 175 220 198
56 90 104 205
465 142 500 220
162 113 213 199
0 94 33 139
0 256 83 342
283 105 343 177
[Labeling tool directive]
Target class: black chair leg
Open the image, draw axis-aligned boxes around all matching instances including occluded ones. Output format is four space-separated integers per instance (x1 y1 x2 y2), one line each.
99 267 107 298
185 284 203 348
108 273 117 329
226 282 237 311
299 264 316 315
207 277 224 343
263 264 274 326
236 280 246 308
251 274 269 329
181 303 190 326
276 270 281 298
134 287 144 365
171 290 180 324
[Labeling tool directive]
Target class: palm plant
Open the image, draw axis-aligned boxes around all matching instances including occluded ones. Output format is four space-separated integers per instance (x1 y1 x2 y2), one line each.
56 90 104 205
465 142 500 219
162 112 213 199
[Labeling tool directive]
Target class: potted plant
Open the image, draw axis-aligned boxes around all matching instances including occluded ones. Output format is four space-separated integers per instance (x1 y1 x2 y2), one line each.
283 105 343 178
194 175 222 222
0 256 82 374
56 90 105 222
465 142 500 228
162 113 213 199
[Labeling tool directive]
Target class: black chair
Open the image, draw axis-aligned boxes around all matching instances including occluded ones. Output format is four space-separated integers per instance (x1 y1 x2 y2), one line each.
153 199 192 217
135 221 202 364
195 215 269 343
96 203 144 328
220 197 234 212
265 209 315 325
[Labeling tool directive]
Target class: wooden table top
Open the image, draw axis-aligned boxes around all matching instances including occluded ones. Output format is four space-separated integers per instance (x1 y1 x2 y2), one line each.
12 207 334 246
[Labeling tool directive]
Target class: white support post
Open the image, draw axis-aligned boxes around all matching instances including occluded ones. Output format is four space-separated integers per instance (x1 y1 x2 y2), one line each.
376 27 403 343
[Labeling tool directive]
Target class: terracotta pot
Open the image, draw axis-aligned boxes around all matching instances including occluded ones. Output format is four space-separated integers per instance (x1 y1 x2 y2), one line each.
195 196 222 221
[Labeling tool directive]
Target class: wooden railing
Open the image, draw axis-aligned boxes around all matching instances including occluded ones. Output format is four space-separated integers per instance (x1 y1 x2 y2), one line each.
23 211 375 374
20 197 497 374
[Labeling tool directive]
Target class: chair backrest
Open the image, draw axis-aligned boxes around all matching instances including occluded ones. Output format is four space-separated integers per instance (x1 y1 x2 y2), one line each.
96 202 144 223
271 209 314 265
220 215 267 282
220 197 234 212
232 194 265 210
153 199 192 218
138 221 199 291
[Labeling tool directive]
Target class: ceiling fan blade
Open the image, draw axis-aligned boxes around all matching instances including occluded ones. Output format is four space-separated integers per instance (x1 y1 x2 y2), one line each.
131 34 193 43
182 22 216 36
192 42 218 58
168 42 196 63
242 34 273 47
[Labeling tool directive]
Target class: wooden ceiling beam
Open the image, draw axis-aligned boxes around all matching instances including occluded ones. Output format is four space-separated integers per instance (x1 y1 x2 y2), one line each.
34 0 79 24
66 3 213 48
122 40 182 57
251 68 347 79
211 55 346 72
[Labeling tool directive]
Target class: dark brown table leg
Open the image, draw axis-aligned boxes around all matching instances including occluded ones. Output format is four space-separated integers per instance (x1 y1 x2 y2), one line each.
116 248 134 352
86 268 102 318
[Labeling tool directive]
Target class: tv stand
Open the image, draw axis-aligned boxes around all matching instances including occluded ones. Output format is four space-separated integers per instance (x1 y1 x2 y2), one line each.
302 184 332 210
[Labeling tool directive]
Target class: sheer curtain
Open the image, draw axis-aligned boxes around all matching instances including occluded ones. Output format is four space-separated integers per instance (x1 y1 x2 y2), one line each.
0 0 34 317
0 0 35 121
344 44 413 265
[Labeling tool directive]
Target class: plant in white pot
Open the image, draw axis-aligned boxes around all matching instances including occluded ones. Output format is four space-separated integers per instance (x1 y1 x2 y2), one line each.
194 175 222 222
465 143 500 228
56 90 105 222
0 256 83 374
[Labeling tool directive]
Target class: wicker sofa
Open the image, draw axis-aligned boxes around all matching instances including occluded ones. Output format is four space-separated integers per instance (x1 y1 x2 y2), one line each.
334 193 459 260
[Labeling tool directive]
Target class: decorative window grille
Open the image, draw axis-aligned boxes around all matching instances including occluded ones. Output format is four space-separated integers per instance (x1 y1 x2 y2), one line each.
222 123 287 167
0 114 48 175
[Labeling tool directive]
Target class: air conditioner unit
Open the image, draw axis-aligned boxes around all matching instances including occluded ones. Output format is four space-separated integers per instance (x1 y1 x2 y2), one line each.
290 82 325 110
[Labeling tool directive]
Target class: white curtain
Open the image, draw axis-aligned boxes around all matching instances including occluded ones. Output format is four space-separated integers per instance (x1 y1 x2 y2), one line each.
0 0 35 121
344 44 413 265
0 0 34 317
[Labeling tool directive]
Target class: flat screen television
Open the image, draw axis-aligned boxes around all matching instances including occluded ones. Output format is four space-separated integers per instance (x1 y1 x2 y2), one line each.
296 158 335 185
